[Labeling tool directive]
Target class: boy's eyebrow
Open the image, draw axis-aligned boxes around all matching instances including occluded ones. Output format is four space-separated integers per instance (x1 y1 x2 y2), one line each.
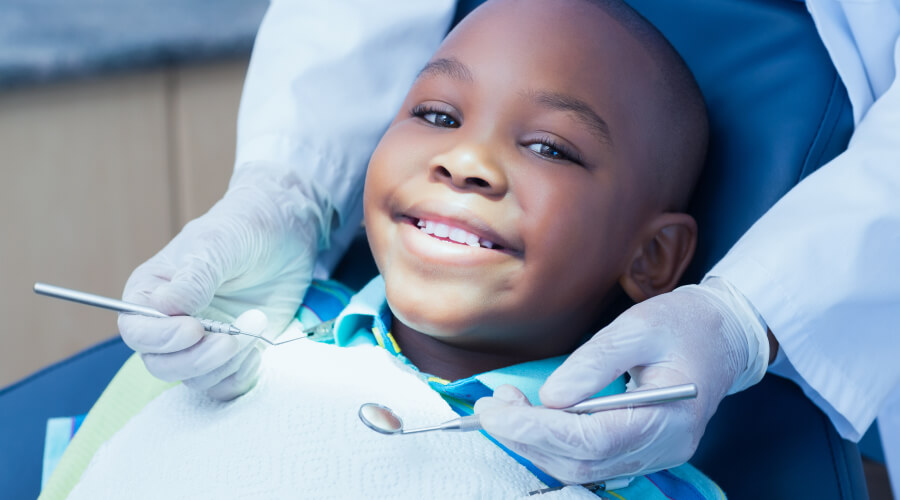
417 58 611 145
418 57 474 83
527 90 613 146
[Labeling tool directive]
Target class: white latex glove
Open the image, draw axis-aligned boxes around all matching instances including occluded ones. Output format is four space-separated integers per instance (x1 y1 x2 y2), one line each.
118 164 332 400
474 277 769 484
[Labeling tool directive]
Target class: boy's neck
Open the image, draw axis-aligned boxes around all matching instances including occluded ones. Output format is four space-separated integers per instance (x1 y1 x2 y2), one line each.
385 289 629 381
390 317 541 381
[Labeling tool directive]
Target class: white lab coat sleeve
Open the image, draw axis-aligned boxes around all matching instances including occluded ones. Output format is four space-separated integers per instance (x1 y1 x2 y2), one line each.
707 32 900 443
231 0 456 272
803 0 900 124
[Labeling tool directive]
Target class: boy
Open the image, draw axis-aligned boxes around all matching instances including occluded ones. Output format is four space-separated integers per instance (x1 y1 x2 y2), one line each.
48 0 716 497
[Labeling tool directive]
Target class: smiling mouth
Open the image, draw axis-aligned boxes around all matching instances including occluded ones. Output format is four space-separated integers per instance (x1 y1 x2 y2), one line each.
406 217 505 250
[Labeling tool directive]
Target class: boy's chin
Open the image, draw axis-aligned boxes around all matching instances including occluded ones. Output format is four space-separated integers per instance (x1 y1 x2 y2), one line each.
391 303 525 347
382 275 522 345
391 307 472 339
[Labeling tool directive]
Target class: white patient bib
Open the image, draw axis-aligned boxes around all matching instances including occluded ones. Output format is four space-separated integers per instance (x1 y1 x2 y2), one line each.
66 341 593 499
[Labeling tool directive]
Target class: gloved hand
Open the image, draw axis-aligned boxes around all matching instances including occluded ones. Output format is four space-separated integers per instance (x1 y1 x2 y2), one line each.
474 277 770 484
118 164 333 400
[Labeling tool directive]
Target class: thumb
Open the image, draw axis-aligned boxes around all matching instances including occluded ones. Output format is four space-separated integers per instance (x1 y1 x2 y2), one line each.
540 314 660 408
151 257 222 316
474 384 530 414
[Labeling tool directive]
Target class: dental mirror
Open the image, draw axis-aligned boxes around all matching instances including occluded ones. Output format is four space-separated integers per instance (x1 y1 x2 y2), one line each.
358 383 697 436
358 403 404 435
358 403 482 435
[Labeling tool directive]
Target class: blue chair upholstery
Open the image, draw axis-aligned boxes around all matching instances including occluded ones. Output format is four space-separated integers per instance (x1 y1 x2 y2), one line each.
0 0 868 498
0 336 133 499
622 1 865 498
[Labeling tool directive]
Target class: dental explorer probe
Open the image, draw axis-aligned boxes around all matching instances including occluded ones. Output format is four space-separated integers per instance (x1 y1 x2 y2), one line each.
359 383 698 435
33 282 266 342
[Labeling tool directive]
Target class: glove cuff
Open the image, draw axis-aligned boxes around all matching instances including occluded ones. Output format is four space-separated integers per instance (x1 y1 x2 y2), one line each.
700 276 770 395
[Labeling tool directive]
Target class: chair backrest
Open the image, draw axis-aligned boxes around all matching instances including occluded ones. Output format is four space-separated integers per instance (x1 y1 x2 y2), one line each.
633 0 853 283
442 0 867 498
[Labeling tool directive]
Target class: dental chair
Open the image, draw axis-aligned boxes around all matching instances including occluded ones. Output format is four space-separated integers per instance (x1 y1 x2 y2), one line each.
0 0 869 498
620 1 865 498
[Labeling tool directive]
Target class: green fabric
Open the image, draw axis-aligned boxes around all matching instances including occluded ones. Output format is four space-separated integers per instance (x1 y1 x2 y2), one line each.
38 354 175 500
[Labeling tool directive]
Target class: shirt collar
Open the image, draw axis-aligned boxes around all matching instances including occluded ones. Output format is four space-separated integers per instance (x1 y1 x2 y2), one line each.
332 276 625 405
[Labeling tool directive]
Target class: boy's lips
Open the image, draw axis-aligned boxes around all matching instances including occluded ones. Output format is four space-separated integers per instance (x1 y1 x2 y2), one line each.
397 205 522 256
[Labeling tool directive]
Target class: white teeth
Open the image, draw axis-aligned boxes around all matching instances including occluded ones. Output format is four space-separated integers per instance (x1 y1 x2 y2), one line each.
414 218 498 250
449 228 468 243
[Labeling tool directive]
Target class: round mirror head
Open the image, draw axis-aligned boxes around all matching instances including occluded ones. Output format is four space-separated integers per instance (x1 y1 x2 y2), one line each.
358 403 403 434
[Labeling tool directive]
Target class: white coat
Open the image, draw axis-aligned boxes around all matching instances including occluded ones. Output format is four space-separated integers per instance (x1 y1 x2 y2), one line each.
711 1 900 496
235 0 900 494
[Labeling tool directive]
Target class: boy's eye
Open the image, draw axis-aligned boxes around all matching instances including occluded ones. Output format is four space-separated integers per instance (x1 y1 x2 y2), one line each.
528 143 565 160
527 139 582 165
424 112 458 128
412 104 460 128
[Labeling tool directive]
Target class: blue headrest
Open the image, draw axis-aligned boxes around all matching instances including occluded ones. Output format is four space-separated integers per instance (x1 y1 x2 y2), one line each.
629 0 853 282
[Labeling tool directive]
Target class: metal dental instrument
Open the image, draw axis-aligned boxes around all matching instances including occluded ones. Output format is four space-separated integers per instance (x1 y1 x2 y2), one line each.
33 282 333 345
358 383 698 435
527 477 633 496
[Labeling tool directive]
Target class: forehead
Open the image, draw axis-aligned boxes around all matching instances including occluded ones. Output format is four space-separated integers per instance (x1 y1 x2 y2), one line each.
430 0 655 102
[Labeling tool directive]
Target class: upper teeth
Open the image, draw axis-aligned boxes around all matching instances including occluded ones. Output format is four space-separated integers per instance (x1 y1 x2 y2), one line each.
416 219 495 249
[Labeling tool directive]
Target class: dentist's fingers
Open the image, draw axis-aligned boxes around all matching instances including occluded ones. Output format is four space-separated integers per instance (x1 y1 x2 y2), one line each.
181 341 258 391
540 313 665 408
480 404 648 461
475 385 653 483
474 384 530 414
189 309 267 398
119 258 217 354
121 260 173 303
140 333 242 382
148 257 223 315
494 384 531 404
480 404 672 483
118 314 205 354
205 345 264 401
122 253 222 316
137 308 267 385
180 309 267 391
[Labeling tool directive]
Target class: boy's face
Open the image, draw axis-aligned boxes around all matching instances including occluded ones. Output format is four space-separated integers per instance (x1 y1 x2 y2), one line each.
364 0 664 357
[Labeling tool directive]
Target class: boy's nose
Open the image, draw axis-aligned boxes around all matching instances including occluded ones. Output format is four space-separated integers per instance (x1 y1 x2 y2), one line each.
430 145 508 197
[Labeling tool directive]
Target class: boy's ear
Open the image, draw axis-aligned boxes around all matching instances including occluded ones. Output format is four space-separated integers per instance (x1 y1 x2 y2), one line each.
619 213 697 302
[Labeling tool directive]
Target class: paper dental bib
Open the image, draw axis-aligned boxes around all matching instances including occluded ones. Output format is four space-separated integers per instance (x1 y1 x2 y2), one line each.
66 341 589 499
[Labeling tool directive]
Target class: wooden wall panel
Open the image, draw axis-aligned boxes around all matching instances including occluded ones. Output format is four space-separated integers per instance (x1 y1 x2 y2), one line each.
170 60 248 227
0 61 245 388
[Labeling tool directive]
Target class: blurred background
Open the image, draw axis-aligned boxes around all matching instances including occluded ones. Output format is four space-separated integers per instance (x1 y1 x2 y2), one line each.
0 0 268 389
